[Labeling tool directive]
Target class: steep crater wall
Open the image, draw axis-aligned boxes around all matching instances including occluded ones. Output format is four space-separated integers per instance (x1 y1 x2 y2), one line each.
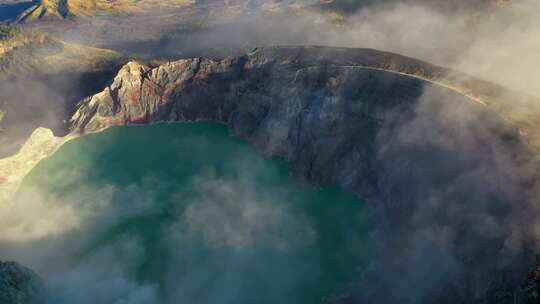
56 46 540 302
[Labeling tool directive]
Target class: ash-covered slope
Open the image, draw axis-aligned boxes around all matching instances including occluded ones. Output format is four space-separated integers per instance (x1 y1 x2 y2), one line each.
0 26 124 158
70 46 540 303
0 26 122 77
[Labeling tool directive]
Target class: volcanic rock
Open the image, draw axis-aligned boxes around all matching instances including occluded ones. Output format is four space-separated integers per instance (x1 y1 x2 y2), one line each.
0 261 42 304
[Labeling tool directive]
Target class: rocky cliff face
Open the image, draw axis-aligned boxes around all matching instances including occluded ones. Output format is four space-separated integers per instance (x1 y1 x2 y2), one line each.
72 46 540 151
0 261 42 304
69 46 540 303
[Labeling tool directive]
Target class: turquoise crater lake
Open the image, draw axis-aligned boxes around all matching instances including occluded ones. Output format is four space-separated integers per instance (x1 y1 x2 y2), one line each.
20 122 373 304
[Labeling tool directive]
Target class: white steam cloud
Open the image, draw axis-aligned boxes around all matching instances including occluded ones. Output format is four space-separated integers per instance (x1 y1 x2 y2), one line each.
177 175 316 252
0 152 332 304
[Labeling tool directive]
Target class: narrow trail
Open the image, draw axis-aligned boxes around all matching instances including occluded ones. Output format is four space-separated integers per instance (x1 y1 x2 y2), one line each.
296 64 488 106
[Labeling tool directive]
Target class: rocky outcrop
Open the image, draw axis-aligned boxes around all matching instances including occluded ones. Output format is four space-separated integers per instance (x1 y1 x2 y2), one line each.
0 261 42 304
69 46 540 303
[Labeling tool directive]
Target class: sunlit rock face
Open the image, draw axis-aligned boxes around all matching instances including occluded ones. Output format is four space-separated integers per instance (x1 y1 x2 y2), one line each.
0 261 42 304
70 46 540 303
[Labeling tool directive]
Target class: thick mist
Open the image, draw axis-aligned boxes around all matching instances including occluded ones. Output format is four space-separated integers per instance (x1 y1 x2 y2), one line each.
0 123 372 304
49 0 540 98
351 84 540 303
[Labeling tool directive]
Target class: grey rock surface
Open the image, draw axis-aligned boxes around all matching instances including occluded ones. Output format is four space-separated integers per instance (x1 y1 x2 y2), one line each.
69 46 540 303
0 261 42 304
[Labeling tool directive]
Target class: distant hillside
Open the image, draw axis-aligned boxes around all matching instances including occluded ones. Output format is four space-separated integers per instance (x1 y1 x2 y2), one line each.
0 25 122 76
16 0 194 23
11 0 514 24
0 25 125 157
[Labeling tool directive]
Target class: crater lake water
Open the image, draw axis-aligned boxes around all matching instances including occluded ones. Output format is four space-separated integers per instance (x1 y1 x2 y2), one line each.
17 122 373 304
